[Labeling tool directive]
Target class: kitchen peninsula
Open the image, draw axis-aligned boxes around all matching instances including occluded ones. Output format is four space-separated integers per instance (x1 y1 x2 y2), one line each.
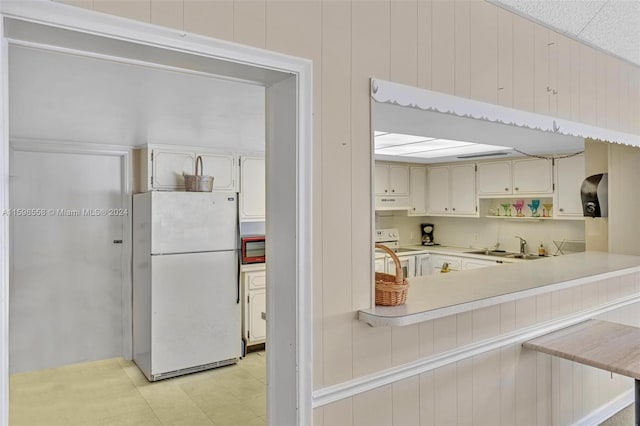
360 251 640 327
321 251 640 425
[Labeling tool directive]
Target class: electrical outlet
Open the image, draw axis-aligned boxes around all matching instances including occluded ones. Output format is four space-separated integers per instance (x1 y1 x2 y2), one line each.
473 233 479 242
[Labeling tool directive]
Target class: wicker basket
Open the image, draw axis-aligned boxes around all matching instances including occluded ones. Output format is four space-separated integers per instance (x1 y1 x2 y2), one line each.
374 243 409 306
183 155 214 192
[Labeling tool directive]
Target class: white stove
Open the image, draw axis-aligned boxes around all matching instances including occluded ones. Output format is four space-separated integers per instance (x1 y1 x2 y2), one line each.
375 228 422 253
375 228 430 278
375 228 400 251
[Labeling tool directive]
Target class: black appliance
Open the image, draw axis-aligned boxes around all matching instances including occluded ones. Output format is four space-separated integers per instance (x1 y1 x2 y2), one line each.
580 173 608 218
421 223 437 246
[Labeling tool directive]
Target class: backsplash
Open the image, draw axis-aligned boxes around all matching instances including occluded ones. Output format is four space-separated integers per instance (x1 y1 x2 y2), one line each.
376 212 585 255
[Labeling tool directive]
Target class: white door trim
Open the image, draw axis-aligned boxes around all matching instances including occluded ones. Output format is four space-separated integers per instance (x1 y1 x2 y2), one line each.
9 138 133 360
0 3 313 425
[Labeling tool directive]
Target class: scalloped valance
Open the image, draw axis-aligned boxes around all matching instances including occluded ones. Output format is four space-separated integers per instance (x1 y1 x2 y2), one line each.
370 78 640 148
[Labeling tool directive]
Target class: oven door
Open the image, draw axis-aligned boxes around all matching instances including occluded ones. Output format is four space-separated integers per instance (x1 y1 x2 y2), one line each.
385 255 415 279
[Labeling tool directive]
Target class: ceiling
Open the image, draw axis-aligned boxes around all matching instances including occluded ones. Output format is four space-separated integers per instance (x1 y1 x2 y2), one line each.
489 0 640 68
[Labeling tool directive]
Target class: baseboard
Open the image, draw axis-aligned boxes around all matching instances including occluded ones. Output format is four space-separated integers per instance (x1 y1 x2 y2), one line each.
573 388 634 426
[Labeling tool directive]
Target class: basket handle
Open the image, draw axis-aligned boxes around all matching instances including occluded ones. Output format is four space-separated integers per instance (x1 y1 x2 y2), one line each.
374 243 404 284
195 156 203 177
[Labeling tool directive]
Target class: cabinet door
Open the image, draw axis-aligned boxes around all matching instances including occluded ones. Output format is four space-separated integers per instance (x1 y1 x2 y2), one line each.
555 154 585 218
374 164 389 196
449 164 477 215
246 269 266 290
462 258 498 270
427 166 450 214
388 165 409 196
386 255 415 279
248 289 266 343
375 258 386 273
512 158 553 194
152 149 195 190
199 152 236 192
477 161 511 195
239 156 266 221
409 166 427 215
415 255 432 277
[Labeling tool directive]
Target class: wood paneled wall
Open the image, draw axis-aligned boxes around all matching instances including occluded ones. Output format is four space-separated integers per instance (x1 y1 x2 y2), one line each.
54 0 640 423
322 274 640 425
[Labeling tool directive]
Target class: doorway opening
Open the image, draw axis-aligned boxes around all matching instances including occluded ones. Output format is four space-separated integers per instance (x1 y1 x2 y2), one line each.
0 4 313 425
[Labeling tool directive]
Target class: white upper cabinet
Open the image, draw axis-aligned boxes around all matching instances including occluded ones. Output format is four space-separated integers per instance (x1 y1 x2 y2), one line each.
477 161 512 195
426 166 450 214
554 153 585 219
200 153 236 192
150 149 195 190
427 164 476 216
375 163 409 196
512 158 553 194
449 164 477 215
375 163 411 210
374 164 389 196
477 158 553 196
409 166 427 216
239 155 266 222
138 144 237 193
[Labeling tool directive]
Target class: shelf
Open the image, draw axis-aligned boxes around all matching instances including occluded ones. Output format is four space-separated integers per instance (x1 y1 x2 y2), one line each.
484 215 553 220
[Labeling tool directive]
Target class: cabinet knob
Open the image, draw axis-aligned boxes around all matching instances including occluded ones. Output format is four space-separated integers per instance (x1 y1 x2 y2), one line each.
412 207 416 211
505 188 509 191
559 208 564 212
385 189 388 193
515 187 519 191
444 207 448 211
452 207 456 211
391 189 395 193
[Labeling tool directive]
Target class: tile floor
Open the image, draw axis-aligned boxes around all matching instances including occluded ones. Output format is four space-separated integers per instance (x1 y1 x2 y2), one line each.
9 351 266 426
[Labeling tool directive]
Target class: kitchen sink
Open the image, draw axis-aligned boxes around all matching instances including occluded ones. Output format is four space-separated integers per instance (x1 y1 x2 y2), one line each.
505 253 544 260
465 250 543 260
464 249 512 257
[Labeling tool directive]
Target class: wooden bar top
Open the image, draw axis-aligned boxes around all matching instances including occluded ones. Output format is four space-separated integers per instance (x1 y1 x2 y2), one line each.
524 319 640 380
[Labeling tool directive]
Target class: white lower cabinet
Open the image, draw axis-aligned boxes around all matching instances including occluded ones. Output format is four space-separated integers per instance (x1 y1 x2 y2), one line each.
430 254 462 272
415 254 432 276
241 265 266 349
386 255 415 279
461 257 504 270
375 258 386 273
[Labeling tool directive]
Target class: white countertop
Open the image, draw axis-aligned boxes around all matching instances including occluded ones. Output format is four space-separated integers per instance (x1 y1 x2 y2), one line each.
360 252 640 327
375 244 527 263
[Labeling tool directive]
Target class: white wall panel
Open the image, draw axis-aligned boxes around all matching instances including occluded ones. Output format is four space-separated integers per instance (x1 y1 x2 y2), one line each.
234 0 266 48
150 0 182 30
390 0 418 86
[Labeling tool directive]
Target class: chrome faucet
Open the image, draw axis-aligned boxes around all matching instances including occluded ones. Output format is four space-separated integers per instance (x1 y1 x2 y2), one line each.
514 236 527 254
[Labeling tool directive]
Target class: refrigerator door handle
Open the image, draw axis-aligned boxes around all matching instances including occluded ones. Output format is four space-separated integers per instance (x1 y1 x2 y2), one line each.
236 253 240 304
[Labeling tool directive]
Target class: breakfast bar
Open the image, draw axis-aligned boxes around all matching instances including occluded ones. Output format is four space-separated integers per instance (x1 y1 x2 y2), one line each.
359 251 640 327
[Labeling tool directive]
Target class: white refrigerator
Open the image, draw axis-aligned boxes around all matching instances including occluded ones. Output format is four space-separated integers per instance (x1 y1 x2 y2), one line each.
133 191 240 381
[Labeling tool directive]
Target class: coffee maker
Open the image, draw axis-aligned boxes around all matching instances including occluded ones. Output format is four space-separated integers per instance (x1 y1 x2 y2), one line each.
421 223 437 246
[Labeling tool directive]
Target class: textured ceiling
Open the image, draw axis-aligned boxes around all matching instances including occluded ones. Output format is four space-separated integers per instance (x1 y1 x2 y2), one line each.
489 0 640 67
